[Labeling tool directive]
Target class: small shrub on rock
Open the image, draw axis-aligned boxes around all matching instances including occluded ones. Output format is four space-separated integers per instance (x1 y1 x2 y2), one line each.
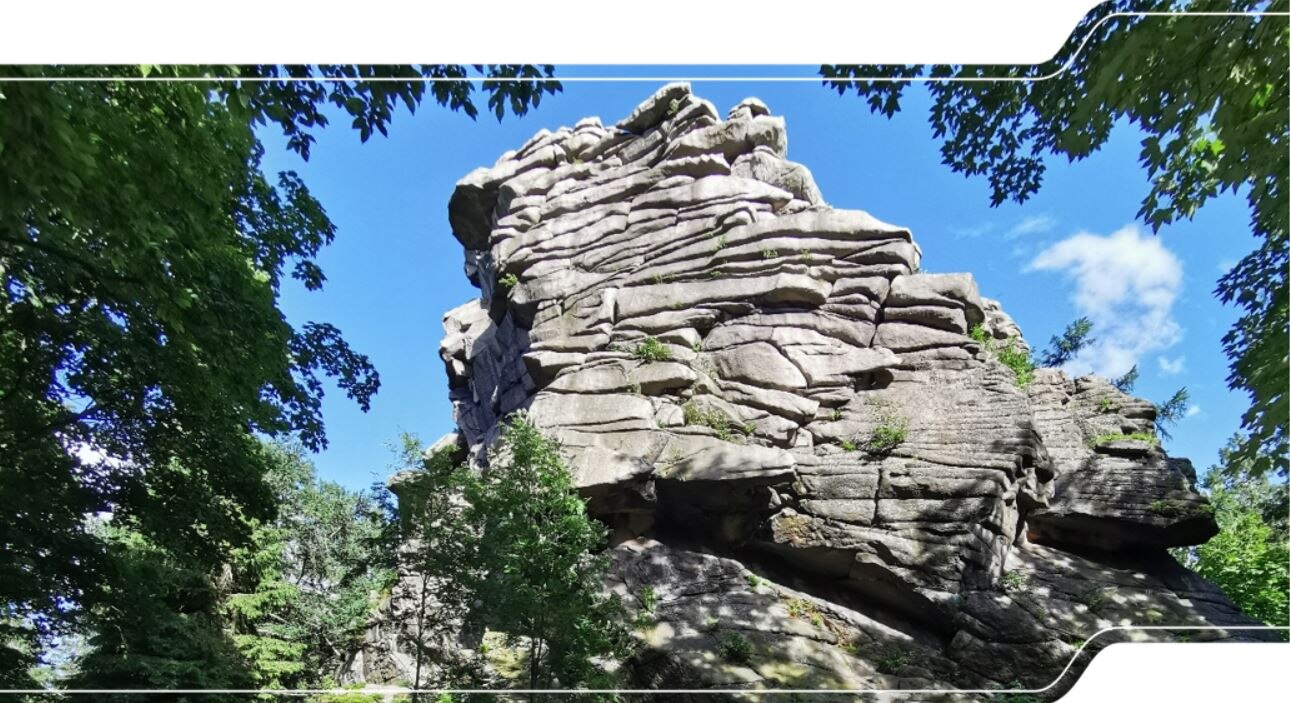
718 632 753 665
1090 432 1158 447
969 324 1036 388
865 420 907 457
1149 499 1213 518
998 570 1030 594
633 337 672 362
682 401 742 442
875 647 912 675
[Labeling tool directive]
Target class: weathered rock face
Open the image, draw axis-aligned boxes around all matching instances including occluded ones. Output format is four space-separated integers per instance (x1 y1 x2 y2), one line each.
348 85 1270 697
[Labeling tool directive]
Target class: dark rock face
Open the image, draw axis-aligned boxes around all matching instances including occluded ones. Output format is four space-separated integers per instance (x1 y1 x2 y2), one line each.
344 85 1270 696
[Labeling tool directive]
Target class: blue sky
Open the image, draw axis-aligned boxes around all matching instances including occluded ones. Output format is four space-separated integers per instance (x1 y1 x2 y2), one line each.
261 69 1257 490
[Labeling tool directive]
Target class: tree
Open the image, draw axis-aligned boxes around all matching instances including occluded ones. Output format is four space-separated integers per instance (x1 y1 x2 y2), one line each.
223 442 397 690
1154 387 1191 440
65 442 397 698
464 415 629 699
1210 434 1289 534
388 435 483 697
822 0 1288 477
68 525 253 701
0 63 559 681
1038 316 1095 367
1176 436 1289 632
1112 364 1140 393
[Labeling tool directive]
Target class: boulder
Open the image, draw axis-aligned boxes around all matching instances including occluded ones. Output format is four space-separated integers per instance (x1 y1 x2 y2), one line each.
350 84 1266 695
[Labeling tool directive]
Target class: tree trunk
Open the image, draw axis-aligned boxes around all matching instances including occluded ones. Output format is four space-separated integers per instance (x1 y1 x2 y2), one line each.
413 573 430 703
527 637 539 703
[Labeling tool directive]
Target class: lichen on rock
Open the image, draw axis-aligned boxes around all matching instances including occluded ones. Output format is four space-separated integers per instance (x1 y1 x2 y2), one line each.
344 84 1272 697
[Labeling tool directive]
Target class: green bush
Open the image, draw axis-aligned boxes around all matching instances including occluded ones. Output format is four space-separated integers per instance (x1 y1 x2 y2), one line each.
718 633 753 665
1090 432 1158 447
639 586 657 614
875 647 911 674
969 324 1036 388
633 337 672 362
995 340 1036 387
865 419 907 457
1150 499 1214 518
498 272 519 289
633 586 658 628
997 570 1029 594
1183 460 1289 630
682 401 742 442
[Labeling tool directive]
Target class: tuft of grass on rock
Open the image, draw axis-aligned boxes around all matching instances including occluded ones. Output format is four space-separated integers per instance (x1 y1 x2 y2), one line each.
864 419 907 457
969 324 1036 388
718 632 753 665
633 337 672 362
682 401 751 443
1090 432 1158 448
1149 499 1213 519
997 570 1030 594
874 647 912 675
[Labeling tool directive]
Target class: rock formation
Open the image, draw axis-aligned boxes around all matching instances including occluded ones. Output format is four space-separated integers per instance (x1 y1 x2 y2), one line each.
345 84 1270 698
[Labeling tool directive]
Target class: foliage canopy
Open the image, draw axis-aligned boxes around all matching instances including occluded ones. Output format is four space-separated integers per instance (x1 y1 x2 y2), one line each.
822 1 1288 476
463 415 629 696
0 63 558 685
1176 436 1289 631
68 442 396 697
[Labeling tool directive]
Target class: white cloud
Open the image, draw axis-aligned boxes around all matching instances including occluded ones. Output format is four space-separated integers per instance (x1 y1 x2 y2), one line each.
1028 225 1183 378
1007 214 1057 239
952 223 993 239
1185 405 1201 418
1157 355 1186 375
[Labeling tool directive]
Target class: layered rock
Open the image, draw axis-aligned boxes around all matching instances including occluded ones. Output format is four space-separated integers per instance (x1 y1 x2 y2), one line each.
346 85 1271 698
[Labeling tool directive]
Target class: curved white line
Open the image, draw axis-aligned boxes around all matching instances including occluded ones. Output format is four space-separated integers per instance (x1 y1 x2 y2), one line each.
2 2 1290 696
7 625 1287 695
0 11 1284 84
